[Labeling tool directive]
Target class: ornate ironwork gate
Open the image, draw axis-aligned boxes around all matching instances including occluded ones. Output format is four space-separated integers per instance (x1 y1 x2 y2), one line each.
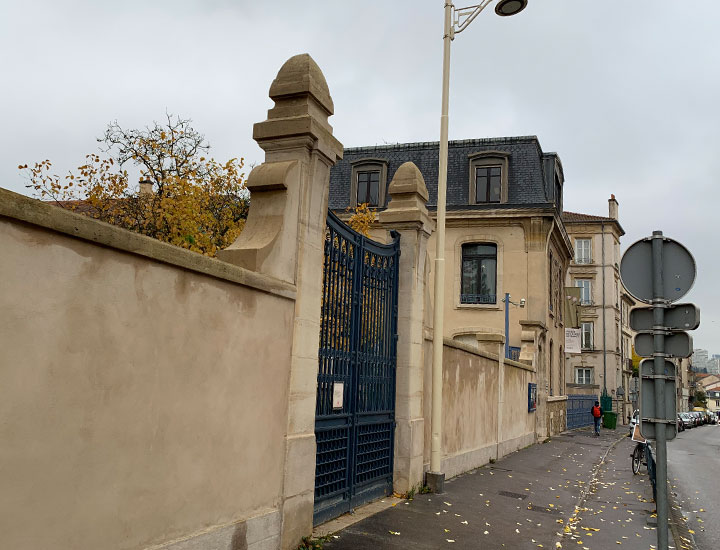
313 211 400 525
566 394 596 430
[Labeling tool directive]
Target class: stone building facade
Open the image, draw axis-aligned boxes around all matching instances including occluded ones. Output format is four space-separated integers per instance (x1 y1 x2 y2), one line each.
562 196 634 423
329 136 574 437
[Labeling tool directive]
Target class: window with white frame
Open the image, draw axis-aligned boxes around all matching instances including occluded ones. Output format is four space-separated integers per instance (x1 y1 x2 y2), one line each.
576 279 592 305
581 322 594 349
575 238 591 264
576 368 592 385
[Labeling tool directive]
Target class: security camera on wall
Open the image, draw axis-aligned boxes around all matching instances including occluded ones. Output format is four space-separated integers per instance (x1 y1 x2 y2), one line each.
520 298 526 308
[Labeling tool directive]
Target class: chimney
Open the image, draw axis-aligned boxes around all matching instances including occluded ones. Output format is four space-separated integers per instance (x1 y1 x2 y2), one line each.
139 178 154 196
608 193 618 220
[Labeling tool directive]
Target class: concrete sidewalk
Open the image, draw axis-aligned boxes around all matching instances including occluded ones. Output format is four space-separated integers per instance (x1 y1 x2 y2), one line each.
316 428 676 550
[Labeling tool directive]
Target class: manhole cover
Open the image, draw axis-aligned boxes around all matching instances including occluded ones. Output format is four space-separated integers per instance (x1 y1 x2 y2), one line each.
499 490 528 500
526 504 561 515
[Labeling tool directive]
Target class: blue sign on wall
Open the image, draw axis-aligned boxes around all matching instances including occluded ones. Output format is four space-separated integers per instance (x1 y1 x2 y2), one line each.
528 383 537 412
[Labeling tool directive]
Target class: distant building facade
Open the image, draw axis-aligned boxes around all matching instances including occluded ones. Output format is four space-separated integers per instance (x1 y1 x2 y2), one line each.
562 196 634 423
692 349 710 372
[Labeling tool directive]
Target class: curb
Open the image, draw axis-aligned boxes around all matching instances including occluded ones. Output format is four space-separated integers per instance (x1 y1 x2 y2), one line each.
668 481 699 550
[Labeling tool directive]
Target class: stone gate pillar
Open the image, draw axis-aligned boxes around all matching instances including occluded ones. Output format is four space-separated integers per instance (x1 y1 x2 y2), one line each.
218 54 342 549
378 162 434 495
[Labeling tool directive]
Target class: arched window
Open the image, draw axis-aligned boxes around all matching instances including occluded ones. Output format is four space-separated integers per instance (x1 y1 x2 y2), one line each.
460 243 497 304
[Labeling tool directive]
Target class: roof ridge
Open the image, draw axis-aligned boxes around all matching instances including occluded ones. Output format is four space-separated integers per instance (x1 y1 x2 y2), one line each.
343 135 540 153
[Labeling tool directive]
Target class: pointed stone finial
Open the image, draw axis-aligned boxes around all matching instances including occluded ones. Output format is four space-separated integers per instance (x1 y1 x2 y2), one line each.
253 53 342 163
379 162 433 231
269 53 334 116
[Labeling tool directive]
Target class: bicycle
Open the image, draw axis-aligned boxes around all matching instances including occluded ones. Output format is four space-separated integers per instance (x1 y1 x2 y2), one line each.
630 423 649 475
631 441 647 475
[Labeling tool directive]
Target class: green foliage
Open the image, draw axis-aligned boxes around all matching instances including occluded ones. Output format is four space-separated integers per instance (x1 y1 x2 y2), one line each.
693 388 708 408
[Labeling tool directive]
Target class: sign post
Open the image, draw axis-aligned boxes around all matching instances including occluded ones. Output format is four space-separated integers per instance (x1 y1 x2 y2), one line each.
621 231 698 550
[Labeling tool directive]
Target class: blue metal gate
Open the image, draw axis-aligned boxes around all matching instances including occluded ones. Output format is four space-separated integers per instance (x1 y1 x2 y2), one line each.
313 211 400 525
566 394 596 430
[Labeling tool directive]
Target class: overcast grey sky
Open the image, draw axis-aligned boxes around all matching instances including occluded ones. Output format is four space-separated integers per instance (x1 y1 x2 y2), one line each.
2 0 718 351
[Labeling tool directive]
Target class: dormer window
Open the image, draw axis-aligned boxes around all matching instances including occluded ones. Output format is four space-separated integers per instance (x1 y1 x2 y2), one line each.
350 158 388 208
475 166 502 203
357 170 380 206
468 150 510 205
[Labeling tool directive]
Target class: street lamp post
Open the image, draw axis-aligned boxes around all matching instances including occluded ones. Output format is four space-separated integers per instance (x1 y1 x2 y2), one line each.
502 293 526 359
429 0 528 491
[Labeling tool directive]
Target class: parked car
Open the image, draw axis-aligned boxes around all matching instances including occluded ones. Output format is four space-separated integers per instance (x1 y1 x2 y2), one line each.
693 411 704 426
679 412 694 429
677 413 685 432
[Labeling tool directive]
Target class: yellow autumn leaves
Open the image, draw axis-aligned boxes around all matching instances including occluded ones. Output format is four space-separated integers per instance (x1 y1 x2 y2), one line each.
20 116 248 257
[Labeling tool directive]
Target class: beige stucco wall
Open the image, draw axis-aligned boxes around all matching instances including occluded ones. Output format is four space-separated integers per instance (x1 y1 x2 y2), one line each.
545 397 568 437
0 216 295 550
500 362 536 449
441 344 499 469
421 338 537 478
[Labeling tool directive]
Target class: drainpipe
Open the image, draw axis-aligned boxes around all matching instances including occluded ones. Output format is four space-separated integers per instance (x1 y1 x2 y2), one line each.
601 222 607 393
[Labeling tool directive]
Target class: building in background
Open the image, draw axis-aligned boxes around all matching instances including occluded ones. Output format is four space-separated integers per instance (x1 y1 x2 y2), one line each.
329 136 574 437
562 196 633 423
677 357 694 413
692 349 710 373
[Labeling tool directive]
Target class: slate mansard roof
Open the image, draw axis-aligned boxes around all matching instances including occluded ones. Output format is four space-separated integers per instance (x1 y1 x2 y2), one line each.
328 135 563 211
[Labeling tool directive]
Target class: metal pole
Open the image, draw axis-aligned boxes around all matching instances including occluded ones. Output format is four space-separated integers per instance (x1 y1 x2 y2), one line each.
430 0 453 477
504 292 510 359
651 230 669 550
601 221 607 393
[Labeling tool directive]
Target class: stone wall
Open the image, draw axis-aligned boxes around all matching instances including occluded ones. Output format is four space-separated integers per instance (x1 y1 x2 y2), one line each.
422 338 537 479
546 396 568 437
0 192 294 550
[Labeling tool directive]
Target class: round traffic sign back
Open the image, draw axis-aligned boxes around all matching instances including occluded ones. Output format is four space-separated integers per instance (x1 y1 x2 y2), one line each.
620 235 696 303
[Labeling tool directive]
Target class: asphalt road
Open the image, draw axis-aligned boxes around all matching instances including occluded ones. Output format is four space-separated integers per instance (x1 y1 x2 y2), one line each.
667 421 720 550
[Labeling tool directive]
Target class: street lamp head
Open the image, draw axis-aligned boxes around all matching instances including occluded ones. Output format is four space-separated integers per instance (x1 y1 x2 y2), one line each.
495 0 528 17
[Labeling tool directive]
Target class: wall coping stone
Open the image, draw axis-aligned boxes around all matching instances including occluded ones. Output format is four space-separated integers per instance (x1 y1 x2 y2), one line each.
0 187 296 300
547 396 568 402
443 337 535 373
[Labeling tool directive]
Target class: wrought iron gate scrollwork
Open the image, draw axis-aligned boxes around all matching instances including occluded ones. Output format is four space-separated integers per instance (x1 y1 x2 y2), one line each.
313 211 399 525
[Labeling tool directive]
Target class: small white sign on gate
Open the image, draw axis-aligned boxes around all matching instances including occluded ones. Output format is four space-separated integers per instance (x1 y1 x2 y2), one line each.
332 382 344 409
565 328 582 354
